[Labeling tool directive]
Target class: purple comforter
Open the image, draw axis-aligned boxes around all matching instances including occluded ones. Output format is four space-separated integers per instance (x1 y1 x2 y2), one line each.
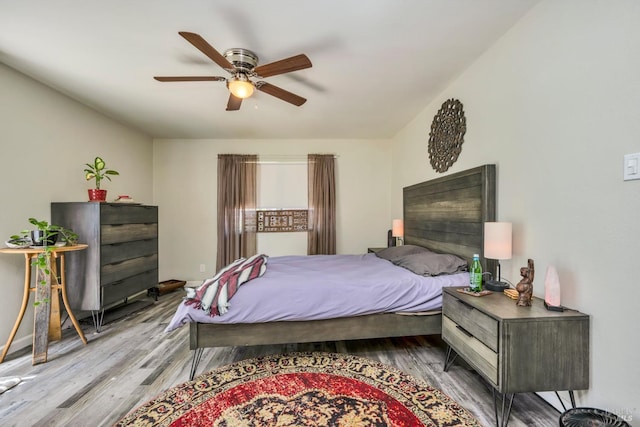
165 253 468 331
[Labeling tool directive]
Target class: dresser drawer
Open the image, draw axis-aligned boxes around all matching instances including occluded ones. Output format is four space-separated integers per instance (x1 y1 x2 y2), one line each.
443 315 498 385
101 254 158 285
101 239 158 265
101 223 158 244
101 204 158 224
102 269 158 307
443 292 499 352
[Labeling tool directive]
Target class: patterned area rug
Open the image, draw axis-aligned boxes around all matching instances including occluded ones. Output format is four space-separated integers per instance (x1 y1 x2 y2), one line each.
116 352 480 426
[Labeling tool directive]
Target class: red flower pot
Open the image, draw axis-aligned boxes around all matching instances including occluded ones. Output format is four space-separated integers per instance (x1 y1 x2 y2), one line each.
88 189 107 202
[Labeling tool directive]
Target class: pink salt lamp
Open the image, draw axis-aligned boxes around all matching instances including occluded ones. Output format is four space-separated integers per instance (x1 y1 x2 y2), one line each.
544 265 564 311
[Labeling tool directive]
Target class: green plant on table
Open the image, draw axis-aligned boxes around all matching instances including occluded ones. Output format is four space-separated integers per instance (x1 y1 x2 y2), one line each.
6 233 30 247
27 218 56 303
51 225 78 245
28 217 54 236
84 156 119 189
10 218 77 246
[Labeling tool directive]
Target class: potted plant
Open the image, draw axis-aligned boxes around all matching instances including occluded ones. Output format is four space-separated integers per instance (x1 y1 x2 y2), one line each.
84 156 119 202
5 218 78 248
27 217 58 246
53 226 79 246
5 233 31 249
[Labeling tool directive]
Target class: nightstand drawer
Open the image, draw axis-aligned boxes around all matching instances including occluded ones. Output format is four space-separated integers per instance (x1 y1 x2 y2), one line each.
443 292 499 352
443 316 498 385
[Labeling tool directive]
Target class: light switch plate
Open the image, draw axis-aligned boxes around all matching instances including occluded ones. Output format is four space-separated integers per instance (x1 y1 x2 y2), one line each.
624 153 640 181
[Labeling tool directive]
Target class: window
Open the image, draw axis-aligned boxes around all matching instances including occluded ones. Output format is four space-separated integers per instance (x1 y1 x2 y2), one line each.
257 162 308 256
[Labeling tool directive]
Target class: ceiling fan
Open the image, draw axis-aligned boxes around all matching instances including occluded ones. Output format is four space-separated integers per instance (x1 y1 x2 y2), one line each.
154 32 312 111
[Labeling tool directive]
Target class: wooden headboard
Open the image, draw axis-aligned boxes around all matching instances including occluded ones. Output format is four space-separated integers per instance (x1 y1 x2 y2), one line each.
403 164 496 274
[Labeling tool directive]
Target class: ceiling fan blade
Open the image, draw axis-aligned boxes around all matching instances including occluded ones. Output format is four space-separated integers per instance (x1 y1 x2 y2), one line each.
178 31 235 71
154 76 226 82
256 82 306 106
254 54 312 78
226 94 242 111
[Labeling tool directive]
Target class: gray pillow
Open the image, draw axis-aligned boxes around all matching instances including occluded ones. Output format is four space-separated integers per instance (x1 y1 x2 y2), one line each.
375 245 431 262
393 252 468 276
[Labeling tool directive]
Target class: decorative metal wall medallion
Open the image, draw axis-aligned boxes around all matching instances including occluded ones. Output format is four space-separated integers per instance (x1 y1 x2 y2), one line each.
428 99 466 173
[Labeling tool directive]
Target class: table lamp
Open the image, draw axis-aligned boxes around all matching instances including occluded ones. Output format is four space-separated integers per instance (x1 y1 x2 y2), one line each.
392 219 404 246
483 222 512 291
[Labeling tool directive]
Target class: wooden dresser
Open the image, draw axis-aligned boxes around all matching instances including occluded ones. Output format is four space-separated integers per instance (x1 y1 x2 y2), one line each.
441 286 589 426
51 203 158 329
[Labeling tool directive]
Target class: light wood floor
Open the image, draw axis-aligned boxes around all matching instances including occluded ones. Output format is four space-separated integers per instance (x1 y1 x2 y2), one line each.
0 291 562 427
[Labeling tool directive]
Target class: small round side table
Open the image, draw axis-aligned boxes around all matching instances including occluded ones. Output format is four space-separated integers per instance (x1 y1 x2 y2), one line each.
0 244 88 365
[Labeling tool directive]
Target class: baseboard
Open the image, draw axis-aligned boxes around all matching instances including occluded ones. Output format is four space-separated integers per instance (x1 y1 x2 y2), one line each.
0 334 32 357
185 280 201 288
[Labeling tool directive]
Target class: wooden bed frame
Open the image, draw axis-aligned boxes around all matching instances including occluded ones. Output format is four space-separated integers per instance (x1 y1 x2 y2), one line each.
188 164 496 378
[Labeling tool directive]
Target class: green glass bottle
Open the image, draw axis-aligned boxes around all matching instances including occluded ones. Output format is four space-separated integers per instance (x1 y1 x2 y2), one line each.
470 254 483 292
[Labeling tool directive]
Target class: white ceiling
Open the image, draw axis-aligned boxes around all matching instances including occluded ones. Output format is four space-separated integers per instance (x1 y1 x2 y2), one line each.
0 0 539 139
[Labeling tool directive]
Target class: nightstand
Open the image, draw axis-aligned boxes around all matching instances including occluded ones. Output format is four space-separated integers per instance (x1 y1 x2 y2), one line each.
441 287 589 427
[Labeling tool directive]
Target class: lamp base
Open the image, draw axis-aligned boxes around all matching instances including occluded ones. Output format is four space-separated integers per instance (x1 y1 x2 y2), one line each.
544 300 565 312
484 280 510 292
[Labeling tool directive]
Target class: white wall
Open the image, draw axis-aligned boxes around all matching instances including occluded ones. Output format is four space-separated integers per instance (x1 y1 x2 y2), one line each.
153 139 392 282
0 63 154 355
391 0 639 421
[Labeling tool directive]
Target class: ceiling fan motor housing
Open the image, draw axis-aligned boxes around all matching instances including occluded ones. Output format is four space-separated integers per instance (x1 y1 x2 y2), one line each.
223 48 258 73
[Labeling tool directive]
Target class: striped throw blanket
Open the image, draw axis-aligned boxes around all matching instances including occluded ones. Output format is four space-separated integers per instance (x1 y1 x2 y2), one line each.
184 254 268 316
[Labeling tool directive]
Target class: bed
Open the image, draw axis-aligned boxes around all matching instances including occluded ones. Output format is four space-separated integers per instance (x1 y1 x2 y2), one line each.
179 164 496 379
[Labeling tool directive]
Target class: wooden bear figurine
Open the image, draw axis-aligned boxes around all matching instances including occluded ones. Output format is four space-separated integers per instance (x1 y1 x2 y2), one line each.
516 259 534 307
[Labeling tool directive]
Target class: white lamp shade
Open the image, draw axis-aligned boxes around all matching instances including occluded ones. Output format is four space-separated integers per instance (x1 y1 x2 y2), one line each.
484 222 512 260
392 219 404 237
228 79 254 99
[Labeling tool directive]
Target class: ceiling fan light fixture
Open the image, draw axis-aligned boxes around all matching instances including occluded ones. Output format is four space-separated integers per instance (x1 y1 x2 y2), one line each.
227 77 254 99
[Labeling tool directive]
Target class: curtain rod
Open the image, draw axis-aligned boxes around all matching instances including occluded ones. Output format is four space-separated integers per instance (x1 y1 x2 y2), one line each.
257 154 338 164
218 154 338 164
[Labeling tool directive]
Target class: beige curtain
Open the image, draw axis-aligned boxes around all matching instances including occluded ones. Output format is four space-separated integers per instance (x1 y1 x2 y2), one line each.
216 154 257 270
307 154 336 255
